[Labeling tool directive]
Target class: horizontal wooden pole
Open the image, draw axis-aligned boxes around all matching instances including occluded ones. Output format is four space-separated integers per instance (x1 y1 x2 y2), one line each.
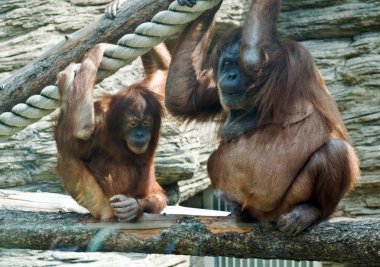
0 190 379 264
0 0 172 114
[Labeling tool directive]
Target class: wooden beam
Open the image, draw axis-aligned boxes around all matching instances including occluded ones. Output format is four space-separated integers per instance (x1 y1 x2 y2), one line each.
0 190 379 264
0 0 172 114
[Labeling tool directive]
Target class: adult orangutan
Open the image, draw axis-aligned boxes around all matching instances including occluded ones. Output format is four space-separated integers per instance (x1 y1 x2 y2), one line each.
54 43 169 221
165 0 359 234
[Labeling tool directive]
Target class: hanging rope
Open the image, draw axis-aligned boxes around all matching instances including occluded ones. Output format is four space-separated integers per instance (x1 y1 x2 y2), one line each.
0 0 221 141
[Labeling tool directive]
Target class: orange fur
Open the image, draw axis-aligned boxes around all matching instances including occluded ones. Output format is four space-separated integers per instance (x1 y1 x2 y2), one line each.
166 0 359 233
55 44 169 221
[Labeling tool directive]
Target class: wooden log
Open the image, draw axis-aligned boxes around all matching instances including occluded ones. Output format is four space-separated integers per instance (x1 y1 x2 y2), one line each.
0 190 379 264
0 0 172 114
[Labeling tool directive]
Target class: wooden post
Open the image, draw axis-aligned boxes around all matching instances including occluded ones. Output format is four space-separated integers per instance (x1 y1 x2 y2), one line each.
0 0 172 114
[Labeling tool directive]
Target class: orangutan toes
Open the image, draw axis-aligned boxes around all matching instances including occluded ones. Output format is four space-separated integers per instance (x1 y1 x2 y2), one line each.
277 204 321 235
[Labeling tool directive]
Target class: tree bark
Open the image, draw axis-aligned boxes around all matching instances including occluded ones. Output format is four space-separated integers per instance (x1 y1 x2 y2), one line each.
0 190 379 264
0 0 172 114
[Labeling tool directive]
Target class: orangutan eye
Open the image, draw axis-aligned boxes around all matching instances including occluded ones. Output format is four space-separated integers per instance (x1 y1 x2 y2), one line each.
142 120 151 127
128 120 137 127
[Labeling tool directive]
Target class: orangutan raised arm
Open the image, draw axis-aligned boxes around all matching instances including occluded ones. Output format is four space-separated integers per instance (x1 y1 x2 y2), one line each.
165 5 222 120
240 0 281 72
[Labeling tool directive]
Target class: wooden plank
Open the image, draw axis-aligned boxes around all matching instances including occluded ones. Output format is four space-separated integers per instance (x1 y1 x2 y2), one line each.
0 189 230 216
0 189 88 213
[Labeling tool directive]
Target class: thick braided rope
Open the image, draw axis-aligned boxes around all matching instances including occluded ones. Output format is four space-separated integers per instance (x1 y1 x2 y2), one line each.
0 0 221 141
